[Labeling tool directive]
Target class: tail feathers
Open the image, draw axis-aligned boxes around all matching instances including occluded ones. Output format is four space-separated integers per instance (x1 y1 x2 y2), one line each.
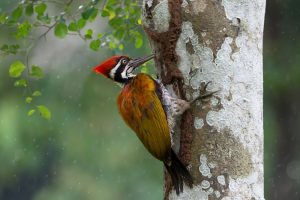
164 150 193 195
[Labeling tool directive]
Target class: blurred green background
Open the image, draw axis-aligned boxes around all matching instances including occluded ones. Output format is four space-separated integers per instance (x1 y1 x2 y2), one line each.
0 0 299 200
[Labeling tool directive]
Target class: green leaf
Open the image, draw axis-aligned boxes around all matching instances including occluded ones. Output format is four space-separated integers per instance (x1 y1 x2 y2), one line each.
25 97 32 103
34 3 47 16
90 39 101 51
37 105 51 120
54 22 68 38
0 12 8 24
101 9 110 17
11 6 23 22
81 7 98 20
89 8 98 22
25 4 34 16
114 28 125 40
27 109 36 116
84 29 93 39
118 44 124 50
108 10 116 20
9 61 25 78
108 41 117 49
1 44 20 54
9 44 20 54
77 18 86 29
109 18 122 28
14 79 27 87
102 8 115 20
33 91 42 97
30 65 44 79
97 33 103 38
68 22 78 31
106 0 117 6
37 13 51 24
1 44 8 50
137 18 142 25
15 21 32 39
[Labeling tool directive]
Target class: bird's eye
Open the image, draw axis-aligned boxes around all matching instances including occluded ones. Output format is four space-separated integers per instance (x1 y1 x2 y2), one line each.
122 59 127 65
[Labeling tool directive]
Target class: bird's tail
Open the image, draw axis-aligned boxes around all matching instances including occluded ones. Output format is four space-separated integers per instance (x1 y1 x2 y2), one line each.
164 149 193 195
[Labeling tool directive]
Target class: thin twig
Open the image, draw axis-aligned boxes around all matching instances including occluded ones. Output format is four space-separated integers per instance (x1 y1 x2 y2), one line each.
25 51 33 95
23 19 59 95
38 21 58 41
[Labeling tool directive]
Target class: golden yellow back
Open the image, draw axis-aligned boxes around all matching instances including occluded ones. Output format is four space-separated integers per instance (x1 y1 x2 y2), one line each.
117 73 171 161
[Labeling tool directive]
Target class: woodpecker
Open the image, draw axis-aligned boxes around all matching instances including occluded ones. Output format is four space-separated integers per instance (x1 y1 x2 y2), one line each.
93 54 203 195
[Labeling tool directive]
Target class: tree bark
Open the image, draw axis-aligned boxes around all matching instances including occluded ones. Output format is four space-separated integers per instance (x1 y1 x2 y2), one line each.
142 0 265 199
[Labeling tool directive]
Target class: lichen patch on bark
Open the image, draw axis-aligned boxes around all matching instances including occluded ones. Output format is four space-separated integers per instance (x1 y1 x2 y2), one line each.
191 130 252 180
182 0 240 58
152 0 171 33
187 96 252 199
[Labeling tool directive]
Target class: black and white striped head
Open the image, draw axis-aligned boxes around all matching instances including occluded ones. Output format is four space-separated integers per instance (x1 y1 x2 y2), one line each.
93 54 154 83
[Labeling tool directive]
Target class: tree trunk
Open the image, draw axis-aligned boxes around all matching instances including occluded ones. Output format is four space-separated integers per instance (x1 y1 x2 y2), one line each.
142 0 265 199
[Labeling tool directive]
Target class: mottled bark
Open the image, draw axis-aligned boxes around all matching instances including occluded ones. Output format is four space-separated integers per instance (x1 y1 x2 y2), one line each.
142 0 265 199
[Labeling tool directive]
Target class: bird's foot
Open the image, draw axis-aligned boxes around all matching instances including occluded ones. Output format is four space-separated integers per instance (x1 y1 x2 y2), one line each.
172 99 191 116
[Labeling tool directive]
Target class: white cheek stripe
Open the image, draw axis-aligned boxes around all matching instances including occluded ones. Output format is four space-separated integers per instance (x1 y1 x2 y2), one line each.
109 61 121 79
121 65 130 79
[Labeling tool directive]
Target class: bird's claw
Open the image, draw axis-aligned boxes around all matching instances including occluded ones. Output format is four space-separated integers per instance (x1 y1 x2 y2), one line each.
191 81 220 104
202 81 212 93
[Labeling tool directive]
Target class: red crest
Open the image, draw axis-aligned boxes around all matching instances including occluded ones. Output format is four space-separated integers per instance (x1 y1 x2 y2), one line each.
93 55 122 77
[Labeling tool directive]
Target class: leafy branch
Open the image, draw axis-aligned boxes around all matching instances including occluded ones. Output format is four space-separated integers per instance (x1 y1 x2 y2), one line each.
0 0 144 120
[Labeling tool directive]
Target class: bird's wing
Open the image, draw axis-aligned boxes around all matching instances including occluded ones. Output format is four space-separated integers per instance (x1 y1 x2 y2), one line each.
117 74 171 161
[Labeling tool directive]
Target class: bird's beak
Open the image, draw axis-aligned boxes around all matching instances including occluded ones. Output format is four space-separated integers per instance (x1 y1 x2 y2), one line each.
129 54 155 68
